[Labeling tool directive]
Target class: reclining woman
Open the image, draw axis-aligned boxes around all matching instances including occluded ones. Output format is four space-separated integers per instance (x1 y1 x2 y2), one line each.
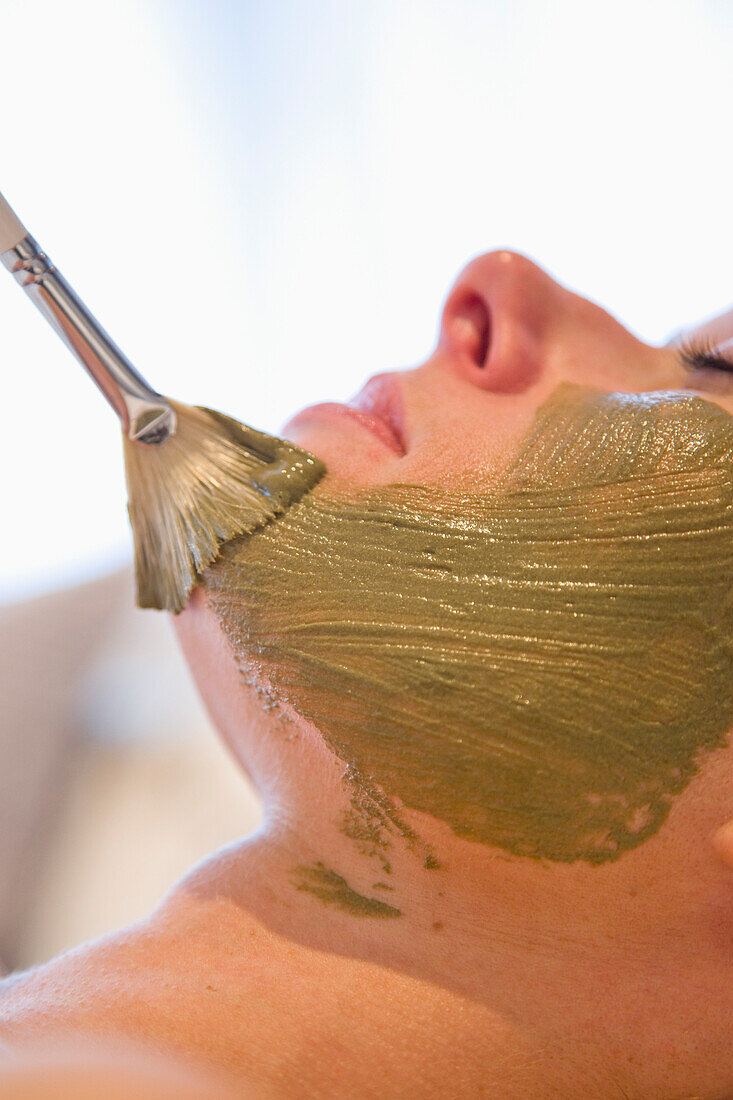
2 250 733 1100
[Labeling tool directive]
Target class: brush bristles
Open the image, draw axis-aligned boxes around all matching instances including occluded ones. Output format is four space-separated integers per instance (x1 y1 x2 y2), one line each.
122 400 325 612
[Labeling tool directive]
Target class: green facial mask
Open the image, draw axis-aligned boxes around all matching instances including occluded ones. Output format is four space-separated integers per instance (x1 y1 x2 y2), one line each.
206 385 733 864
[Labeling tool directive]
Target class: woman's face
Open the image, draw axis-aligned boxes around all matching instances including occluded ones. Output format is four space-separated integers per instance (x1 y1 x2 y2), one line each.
282 249 733 487
194 250 733 867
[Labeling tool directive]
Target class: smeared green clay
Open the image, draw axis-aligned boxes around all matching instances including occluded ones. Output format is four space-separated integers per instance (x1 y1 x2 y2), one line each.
293 862 402 917
207 385 733 864
205 410 326 509
339 767 433 873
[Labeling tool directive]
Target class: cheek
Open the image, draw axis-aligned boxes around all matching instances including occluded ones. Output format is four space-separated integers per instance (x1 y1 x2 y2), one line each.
398 407 538 491
552 322 669 393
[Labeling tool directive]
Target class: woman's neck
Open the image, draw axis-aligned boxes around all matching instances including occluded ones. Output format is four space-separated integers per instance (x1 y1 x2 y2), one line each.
165 797 733 1100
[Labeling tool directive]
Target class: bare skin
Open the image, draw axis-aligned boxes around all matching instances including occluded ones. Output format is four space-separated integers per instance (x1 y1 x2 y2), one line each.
0 1039 244 1100
3 251 733 1099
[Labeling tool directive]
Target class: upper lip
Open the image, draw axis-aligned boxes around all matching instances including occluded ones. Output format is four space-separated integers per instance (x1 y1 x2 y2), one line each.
347 372 407 456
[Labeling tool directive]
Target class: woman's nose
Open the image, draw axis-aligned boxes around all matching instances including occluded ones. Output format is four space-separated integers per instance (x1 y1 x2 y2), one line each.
437 250 560 393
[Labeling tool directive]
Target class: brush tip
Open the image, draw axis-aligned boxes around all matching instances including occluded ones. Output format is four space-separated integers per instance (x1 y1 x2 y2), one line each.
123 401 325 612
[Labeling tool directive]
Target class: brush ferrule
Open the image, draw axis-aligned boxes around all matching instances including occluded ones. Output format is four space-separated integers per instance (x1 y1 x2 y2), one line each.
1 234 176 444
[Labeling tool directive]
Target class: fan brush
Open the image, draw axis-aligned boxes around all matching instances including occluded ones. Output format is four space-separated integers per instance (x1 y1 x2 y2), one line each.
0 190 325 612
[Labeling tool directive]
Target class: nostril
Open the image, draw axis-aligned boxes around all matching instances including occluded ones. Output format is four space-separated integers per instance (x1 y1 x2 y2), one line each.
448 293 491 368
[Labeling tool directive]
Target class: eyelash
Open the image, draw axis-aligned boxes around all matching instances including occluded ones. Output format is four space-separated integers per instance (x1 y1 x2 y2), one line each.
677 335 733 375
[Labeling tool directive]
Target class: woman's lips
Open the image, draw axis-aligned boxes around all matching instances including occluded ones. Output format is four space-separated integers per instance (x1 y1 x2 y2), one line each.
284 374 407 457
350 373 407 454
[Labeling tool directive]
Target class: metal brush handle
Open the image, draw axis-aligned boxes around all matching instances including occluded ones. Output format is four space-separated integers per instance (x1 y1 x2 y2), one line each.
1 231 176 444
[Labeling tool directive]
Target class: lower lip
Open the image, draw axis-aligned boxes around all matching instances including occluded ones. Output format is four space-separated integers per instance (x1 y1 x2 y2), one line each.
285 402 404 456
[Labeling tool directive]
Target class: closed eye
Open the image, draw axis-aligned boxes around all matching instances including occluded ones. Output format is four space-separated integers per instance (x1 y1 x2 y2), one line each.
677 335 733 375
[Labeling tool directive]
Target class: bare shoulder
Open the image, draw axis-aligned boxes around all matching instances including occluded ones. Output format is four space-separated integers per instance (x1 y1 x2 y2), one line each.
0 920 166 1040
0 894 243 1038
0 892 254 1093
0 890 285 1080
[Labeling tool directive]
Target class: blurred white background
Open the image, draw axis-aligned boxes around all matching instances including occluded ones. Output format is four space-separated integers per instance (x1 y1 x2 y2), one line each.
1 0 733 967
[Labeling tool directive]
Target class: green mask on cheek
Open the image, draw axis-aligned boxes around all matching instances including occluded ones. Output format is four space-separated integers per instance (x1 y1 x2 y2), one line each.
206 384 733 864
